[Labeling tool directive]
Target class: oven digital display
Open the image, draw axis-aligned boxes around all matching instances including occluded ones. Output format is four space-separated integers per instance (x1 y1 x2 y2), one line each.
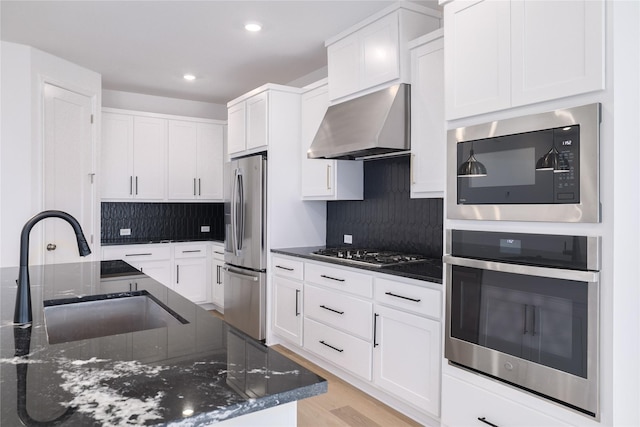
499 238 521 254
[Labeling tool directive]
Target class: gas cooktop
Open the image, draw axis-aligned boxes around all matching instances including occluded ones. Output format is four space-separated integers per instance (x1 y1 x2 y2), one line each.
310 248 428 268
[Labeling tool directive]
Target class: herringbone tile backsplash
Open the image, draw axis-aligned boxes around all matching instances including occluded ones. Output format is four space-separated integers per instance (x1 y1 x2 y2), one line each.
101 202 224 243
326 156 443 258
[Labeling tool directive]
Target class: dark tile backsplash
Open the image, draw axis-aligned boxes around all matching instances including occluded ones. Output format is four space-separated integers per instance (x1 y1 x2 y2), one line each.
101 202 224 243
326 156 443 258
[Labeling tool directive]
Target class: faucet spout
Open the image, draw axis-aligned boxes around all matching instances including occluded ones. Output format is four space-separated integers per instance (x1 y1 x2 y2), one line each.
14 210 92 325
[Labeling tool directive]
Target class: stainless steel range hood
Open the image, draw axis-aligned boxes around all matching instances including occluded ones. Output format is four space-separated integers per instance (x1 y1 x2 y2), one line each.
307 83 410 160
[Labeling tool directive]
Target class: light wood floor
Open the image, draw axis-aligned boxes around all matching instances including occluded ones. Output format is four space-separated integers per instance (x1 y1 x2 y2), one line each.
208 310 421 427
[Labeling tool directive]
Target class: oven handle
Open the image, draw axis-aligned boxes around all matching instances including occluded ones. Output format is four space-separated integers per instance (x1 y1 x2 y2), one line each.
443 255 599 282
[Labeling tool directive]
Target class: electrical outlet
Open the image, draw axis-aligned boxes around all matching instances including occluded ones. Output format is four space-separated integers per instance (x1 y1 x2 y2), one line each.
200 225 211 233
119 228 131 236
344 234 353 244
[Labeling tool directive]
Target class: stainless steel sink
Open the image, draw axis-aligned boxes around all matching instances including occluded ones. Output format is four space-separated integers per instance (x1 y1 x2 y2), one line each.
43 291 188 344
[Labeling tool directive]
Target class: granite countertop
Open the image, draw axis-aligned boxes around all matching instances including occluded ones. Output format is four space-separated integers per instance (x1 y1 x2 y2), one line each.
272 246 443 284
101 238 224 246
1 260 326 426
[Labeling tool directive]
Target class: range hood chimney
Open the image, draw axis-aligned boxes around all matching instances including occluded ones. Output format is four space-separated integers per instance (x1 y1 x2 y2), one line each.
307 83 410 160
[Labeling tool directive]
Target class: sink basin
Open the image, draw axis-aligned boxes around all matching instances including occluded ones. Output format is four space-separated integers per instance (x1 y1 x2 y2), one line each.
43 290 188 344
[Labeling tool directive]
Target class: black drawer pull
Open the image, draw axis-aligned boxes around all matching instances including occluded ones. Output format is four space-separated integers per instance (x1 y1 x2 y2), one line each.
125 253 152 257
477 417 499 427
320 305 344 315
319 340 344 353
320 274 345 282
385 291 421 303
276 265 294 271
182 249 201 253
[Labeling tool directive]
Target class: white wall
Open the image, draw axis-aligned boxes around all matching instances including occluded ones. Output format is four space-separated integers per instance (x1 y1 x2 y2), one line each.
102 89 227 120
286 66 328 89
0 41 101 267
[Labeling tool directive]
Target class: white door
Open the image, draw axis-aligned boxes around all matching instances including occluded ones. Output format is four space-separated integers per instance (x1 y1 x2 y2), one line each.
43 84 94 264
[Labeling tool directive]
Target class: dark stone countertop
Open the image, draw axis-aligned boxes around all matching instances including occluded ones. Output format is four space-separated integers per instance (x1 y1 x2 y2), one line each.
101 238 224 246
271 246 443 284
1 260 326 426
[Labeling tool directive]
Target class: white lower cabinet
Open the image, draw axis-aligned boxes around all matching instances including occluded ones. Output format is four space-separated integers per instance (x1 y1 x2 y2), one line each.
373 304 440 415
270 256 442 421
441 374 571 427
271 255 304 346
173 243 208 304
101 244 171 287
211 243 225 309
102 242 212 305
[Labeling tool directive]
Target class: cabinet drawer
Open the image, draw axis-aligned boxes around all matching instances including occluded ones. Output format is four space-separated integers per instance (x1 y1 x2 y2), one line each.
174 243 207 259
305 262 373 298
304 284 372 340
442 375 571 427
304 318 372 381
102 244 171 262
375 278 441 319
211 243 225 261
272 255 304 281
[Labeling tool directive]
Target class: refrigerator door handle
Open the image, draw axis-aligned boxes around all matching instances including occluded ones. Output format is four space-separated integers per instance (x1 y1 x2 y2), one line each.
223 266 259 282
230 169 239 256
237 172 244 252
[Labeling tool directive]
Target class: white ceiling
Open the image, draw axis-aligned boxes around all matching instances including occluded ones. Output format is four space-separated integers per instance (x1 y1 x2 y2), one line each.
1 1 440 105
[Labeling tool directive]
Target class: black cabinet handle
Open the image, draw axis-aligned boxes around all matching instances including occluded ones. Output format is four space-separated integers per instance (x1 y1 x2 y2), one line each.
276 265 294 271
216 265 221 284
295 289 300 316
176 265 180 284
373 313 380 347
478 417 499 427
319 340 343 353
320 274 345 282
384 291 421 303
125 253 152 257
320 305 344 315
182 249 202 253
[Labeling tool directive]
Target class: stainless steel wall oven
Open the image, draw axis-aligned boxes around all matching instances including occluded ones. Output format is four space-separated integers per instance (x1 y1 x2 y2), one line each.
447 103 601 222
444 229 600 418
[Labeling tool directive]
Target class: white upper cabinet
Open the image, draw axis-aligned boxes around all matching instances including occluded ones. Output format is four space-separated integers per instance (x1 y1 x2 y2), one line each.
102 108 224 202
445 0 604 120
168 120 224 201
227 101 246 156
326 4 441 103
102 112 166 200
300 80 363 200
409 30 445 198
227 85 300 158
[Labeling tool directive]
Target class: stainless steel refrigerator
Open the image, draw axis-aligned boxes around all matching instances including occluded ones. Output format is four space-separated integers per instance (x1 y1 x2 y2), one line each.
224 153 267 341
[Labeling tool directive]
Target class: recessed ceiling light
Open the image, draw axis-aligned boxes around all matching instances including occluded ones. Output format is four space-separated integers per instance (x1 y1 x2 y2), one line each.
183 74 196 81
245 22 262 32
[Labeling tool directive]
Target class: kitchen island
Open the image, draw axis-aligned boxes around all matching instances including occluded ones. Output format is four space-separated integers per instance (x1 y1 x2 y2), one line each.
0 260 326 426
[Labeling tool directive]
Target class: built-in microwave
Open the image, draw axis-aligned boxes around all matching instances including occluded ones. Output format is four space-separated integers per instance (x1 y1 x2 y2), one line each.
447 103 601 222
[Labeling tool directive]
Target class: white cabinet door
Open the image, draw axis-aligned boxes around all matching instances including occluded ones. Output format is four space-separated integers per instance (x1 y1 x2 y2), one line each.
246 92 268 151
444 0 511 119
410 34 445 198
130 259 171 287
102 113 134 199
327 36 360 101
272 275 303 346
373 304 441 417
174 258 207 303
197 123 224 200
227 101 246 156
300 82 363 200
510 0 604 106
360 13 400 90
168 120 198 199
132 116 166 199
